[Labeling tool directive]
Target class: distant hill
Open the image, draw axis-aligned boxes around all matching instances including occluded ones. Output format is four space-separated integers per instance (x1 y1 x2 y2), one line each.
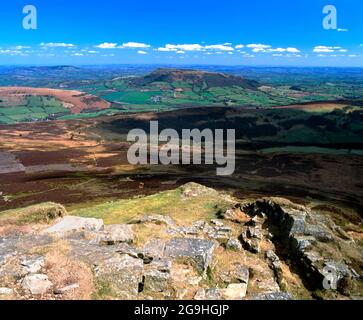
129 68 260 90
8 65 81 76
100 68 313 110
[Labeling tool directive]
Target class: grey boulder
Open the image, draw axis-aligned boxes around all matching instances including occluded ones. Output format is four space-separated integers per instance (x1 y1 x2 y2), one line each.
164 238 217 274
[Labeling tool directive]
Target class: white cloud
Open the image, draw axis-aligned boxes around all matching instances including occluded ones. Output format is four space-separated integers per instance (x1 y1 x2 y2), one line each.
272 53 302 58
247 44 271 49
204 44 234 51
157 47 174 52
286 47 300 53
247 44 271 52
13 45 30 50
96 42 117 49
313 46 335 53
120 42 151 48
137 50 147 55
71 53 83 56
37 53 55 57
246 44 300 54
156 43 301 55
41 42 75 48
156 43 234 52
337 28 348 32
0 49 17 54
313 45 347 53
268 48 286 53
167 44 204 51
155 43 302 56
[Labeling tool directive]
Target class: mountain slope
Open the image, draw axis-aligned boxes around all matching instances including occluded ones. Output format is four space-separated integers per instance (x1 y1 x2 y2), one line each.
101 68 291 110
129 68 261 90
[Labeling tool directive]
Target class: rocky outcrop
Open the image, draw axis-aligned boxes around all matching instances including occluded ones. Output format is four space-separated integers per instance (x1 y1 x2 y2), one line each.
194 288 222 300
0 187 361 300
180 182 218 199
141 239 166 262
241 199 361 295
96 254 144 297
240 227 261 254
21 256 44 274
226 238 242 251
97 224 134 245
0 287 13 295
136 215 176 226
167 220 232 243
143 259 171 292
164 238 217 274
253 292 294 300
22 274 53 295
266 250 283 286
45 216 104 235
220 205 248 223
221 283 248 300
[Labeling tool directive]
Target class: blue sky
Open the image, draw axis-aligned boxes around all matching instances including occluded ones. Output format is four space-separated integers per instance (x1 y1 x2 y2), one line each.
0 0 362 66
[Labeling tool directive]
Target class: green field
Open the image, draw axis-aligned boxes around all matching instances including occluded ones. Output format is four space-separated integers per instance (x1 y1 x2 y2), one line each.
0 95 70 124
101 90 163 104
0 67 362 124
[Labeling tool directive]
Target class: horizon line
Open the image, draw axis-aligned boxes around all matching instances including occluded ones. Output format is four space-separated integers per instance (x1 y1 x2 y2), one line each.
1 63 363 69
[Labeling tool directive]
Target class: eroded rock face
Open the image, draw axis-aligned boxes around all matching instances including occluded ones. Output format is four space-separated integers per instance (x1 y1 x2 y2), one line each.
221 283 248 300
220 206 247 223
167 220 232 243
143 259 171 293
0 287 13 295
164 238 217 274
0 235 20 266
235 265 249 284
21 256 44 274
54 283 79 295
266 250 283 286
45 216 104 235
253 292 293 300
142 239 166 262
226 238 242 251
22 274 53 295
205 288 222 300
243 199 361 294
180 182 218 199
96 254 144 297
97 224 134 245
0 186 361 300
240 229 261 254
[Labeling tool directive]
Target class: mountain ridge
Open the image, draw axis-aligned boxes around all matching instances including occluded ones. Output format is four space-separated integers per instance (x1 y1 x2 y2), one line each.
128 68 261 90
